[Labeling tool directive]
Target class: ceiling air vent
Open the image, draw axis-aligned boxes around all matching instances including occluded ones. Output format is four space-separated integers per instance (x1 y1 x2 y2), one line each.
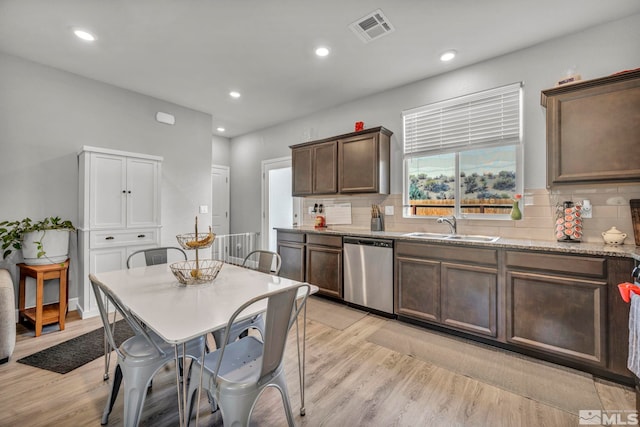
349 9 395 43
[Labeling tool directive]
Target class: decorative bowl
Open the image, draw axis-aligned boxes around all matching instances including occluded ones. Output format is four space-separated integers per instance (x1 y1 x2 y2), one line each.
170 259 223 285
176 232 216 250
602 226 627 245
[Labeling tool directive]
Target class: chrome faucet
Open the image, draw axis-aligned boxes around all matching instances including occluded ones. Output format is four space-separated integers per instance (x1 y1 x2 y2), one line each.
437 216 457 234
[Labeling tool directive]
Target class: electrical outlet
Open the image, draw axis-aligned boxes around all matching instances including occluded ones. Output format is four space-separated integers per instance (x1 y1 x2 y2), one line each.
384 205 394 216
199 205 208 214
581 199 592 218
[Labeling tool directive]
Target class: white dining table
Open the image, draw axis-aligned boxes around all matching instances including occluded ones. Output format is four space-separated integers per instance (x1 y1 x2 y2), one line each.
93 262 317 426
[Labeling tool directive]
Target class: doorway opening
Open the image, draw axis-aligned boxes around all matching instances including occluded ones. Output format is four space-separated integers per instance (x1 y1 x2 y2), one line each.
261 157 300 252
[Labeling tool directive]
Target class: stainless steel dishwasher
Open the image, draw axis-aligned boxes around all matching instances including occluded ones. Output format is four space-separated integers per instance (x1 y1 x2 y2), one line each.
343 236 394 315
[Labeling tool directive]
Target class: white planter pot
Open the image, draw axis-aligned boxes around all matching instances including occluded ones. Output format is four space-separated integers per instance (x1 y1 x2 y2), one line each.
21 229 70 265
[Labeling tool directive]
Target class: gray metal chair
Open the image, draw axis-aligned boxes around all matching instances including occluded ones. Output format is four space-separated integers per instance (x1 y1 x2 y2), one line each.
126 246 187 269
241 249 282 274
91 274 205 426
187 283 311 426
211 250 281 347
103 246 188 380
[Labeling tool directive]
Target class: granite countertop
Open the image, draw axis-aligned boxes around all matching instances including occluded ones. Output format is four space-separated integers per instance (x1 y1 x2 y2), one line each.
276 226 640 261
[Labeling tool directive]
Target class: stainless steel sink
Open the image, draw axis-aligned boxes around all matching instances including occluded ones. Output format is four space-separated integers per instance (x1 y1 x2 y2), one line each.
445 234 500 243
402 232 499 243
402 232 450 239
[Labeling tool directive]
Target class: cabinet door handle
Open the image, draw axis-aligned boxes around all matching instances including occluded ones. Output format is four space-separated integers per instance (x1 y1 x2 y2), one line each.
105 236 115 240
137 234 146 238
122 190 126 194
128 190 131 194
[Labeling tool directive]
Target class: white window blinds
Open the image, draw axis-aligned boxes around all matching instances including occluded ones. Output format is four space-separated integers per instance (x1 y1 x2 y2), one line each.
403 82 522 156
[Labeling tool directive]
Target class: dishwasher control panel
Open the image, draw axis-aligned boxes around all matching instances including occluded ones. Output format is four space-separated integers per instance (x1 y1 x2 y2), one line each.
343 237 393 248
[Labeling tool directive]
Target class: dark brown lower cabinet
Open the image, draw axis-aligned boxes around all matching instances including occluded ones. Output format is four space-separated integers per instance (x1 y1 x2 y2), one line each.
607 256 635 376
442 262 497 337
396 256 440 322
395 241 498 338
277 231 306 282
506 270 607 367
277 230 343 299
277 230 634 383
505 250 608 368
306 234 342 298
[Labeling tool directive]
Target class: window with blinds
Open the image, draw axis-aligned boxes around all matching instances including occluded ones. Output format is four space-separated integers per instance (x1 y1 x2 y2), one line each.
403 82 522 156
403 82 523 219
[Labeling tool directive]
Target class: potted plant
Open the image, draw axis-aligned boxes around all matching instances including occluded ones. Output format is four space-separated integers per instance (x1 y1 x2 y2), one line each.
0 216 75 265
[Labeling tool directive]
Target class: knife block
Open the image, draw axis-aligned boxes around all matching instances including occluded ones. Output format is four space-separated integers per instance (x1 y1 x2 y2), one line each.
371 217 384 231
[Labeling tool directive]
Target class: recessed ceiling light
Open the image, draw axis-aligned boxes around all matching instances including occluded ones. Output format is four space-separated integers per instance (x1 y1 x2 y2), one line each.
217 127 225 132
229 91 241 99
315 47 330 57
73 29 96 42
440 50 456 62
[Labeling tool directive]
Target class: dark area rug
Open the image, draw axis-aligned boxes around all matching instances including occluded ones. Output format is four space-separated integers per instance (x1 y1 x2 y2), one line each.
17 320 134 374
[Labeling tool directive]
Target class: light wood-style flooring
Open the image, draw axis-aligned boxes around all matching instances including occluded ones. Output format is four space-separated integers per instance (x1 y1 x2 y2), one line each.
0 298 636 426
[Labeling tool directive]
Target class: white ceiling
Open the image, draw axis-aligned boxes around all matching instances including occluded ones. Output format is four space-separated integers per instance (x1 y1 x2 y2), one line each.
1 0 639 138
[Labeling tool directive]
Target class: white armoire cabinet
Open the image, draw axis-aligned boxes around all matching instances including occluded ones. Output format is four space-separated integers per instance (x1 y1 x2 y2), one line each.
77 146 162 318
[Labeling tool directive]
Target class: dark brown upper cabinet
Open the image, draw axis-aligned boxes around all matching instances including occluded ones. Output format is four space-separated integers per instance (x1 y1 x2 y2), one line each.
291 126 392 196
291 145 314 196
338 129 391 194
291 141 337 196
541 69 640 186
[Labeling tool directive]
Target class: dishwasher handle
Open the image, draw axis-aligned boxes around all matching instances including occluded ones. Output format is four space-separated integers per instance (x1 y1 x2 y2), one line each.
343 237 393 248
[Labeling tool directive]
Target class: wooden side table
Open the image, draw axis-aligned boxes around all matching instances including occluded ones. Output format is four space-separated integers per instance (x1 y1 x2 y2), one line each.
18 259 69 337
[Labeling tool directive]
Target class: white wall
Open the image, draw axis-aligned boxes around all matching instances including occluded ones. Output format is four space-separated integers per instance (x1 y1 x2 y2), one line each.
212 134 231 166
0 52 213 304
230 14 640 239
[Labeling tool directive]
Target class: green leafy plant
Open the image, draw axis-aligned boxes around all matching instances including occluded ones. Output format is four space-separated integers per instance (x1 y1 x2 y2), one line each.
0 216 75 259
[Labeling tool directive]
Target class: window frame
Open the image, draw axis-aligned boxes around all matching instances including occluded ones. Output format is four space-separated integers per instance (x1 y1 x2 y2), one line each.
402 83 523 220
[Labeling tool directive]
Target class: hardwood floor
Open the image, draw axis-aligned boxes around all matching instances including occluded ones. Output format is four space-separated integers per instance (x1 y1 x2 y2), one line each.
0 298 635 426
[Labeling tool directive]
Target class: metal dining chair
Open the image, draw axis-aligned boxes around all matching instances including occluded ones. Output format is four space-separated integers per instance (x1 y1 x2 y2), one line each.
126 246 187 269
241 249 282 274
186 283 311 426
103 246 187 381
211 250 282 348
90 274 205 426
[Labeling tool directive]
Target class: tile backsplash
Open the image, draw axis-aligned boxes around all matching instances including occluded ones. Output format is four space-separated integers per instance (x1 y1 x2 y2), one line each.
301 183 640 245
